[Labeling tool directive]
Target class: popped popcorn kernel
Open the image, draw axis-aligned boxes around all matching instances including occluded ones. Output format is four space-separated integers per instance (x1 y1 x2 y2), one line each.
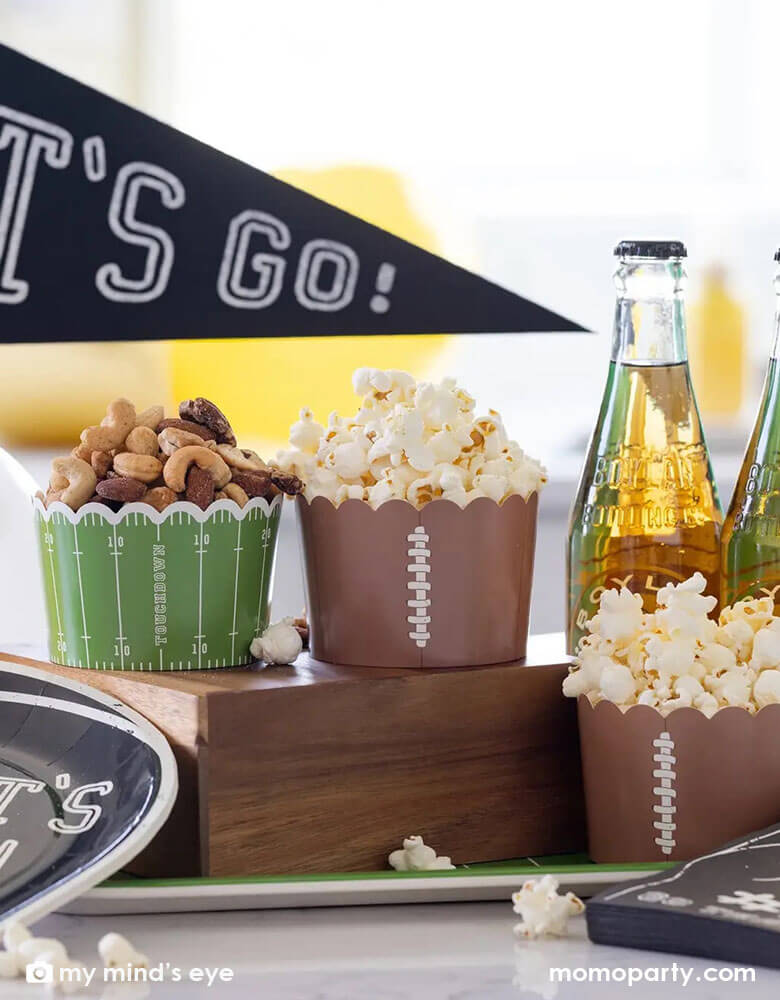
279 370 546 508
563 575 780 717
512 875 584 940
388 835 454 871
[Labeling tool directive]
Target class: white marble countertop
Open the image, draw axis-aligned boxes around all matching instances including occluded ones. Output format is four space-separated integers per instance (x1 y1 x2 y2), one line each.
0 902 773 998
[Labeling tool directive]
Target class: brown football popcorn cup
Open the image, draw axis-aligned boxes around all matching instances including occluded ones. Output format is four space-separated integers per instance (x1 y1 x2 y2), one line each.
577 696 780 863
296 492 538 668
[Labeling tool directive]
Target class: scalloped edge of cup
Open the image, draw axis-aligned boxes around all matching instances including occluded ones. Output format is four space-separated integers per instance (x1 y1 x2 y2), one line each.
578 693 780 722
297 491 539 513
32 492 283 526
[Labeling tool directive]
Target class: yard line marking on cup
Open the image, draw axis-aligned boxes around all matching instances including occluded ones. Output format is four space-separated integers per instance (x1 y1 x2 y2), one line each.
111 523 126 670
255 517 270 637
72 522 91 669
44 516 65 661
230 519 242 664
652 731 677 854
406 526 431 648
196 521 205 669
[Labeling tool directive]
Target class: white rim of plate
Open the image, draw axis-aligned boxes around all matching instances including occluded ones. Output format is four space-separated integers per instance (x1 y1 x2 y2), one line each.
0 657 178 928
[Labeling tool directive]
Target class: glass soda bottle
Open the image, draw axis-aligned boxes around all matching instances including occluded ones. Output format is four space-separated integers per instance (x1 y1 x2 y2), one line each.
567 241 722 653
722 250 780 610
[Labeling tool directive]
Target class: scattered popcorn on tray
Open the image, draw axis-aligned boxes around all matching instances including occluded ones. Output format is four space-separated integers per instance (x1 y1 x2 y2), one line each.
388 835 455 871
277 368 547 508
250 617 303 665
563 573 780 715
512 875 584 939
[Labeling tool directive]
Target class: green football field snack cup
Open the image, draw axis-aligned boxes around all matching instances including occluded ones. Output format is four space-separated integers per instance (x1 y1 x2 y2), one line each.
35 495 282 670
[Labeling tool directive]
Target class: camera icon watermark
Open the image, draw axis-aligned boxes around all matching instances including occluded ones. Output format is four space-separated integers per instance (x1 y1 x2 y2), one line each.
26 960 54 984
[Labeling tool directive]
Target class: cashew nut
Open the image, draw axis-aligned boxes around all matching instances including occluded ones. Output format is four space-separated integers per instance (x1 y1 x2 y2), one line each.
223 482 249 507
125 426 160 456
215 444 267 472
81 398 136 453
71 441 93 462
163 445 230 492
158 426 216 456
144 486 178 512
90 451 112 478
113 452 163 484
49 457 97 511
135 404 164 430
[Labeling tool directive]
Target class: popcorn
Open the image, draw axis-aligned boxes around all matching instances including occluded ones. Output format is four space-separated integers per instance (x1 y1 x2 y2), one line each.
718 596 774 661
563 575 780 717
562 647 618 699
325 440 370 480
388 835 455 871
645 634 699 685
599 663 637 704
98 932 149 971
749 620 780 672
365 481 397 507
654 573 717 642
705 667 755 710
407 476 441 507
335 484 366 504
0 950 17 979
753 669 780 708
472 473 509 503
250 618 303 665
2 922 30 953
592 587 645 643
279 369 546 508
511 875 584 939
289 408 324 453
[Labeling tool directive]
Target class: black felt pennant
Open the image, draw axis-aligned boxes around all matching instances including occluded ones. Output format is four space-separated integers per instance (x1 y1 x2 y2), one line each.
0 44 586 344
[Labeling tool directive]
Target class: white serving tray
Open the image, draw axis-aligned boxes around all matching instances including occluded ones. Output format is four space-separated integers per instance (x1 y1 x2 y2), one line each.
61 859 666 914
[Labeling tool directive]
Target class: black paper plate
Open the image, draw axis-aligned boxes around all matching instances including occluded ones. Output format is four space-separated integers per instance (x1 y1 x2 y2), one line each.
0 659 177 925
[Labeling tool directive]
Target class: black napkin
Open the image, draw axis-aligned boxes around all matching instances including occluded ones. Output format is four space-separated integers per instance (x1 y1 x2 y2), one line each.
586 824 780 969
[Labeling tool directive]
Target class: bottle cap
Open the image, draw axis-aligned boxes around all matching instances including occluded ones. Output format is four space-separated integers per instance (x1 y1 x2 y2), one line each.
614 241 687 259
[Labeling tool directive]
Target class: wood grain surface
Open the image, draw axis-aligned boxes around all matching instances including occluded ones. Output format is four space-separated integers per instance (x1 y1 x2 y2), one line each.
1 636 585 877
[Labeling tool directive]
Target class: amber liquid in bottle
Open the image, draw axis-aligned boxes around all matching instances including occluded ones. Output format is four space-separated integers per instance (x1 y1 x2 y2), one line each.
567 246 722 653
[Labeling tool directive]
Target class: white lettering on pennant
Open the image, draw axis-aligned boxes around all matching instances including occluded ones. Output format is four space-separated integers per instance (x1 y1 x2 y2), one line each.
0 106 73 303
294 238 359 311
217 209 290 308
82 135 107 182
96 162 185 303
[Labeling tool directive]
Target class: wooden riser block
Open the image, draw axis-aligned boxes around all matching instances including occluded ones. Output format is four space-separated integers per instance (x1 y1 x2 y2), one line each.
2 635 585 877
